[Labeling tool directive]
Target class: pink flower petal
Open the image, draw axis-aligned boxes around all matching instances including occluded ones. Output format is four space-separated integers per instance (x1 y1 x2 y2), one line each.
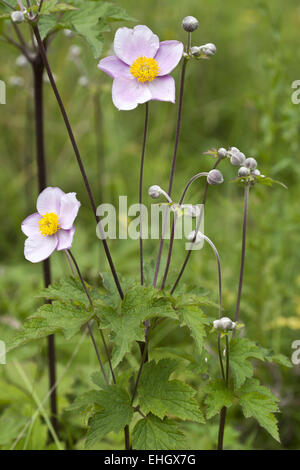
59 192 81 230
147 76 175 103
56 227 75 251
37 187 65 216
24 234 58 263
21 212 42 237
114 25 159 65
97 55 133 80
155 41 184 76
112 78 151 110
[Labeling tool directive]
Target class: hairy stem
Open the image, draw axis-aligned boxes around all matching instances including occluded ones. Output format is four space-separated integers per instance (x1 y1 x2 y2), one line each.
139 103 149 285
160 172 209 289
32 25 124 300
170 158 222 295
234 183 250 327
153 57 187 287
217 334 230 450
32 52 58 434
66 250 114 385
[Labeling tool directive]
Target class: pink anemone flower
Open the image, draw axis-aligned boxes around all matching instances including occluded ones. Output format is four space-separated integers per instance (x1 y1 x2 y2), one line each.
21 187 80 263
98 25 184 111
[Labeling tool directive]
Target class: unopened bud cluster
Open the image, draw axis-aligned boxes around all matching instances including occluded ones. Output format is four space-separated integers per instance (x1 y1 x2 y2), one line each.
216 146 263 179
213 317 236 331
182 16 216 60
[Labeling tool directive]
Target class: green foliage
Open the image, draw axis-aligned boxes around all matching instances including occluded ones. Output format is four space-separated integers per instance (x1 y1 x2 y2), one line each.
132 414 187 450
85 385 133 448
204 380 235 419
98 285 176 367
176 301 209 353
38 0 135 57
138 359 204 423
229 337 265 389
237 380 280 442
8 277 97 350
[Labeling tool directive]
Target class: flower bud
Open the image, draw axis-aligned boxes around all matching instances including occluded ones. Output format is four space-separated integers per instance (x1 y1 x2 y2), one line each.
217 147 227 159
148 185 162 199
11 11 25 23
238 166 250 177
207 169 224 185
187 230 203 244
191 46 201 57
213 317 236 331
253 169 261 176
227 147 246 166
245 157 257 170
182 16 199 32
200 43 217 56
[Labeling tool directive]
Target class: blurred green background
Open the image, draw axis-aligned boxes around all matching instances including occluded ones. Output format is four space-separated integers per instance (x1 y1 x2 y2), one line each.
0 0 300 450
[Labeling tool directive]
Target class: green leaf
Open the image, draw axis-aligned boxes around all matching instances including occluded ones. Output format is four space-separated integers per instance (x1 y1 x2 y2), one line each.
260 348 292 368
40 1 78 14
138 359 204 423
39 276 100 307
0 410 28 446
229 338 265 389
7 317 59 352
85 385 133 448
204 380 235 419
67 390 103 414
38 1 135 57
98 286 176 367
35 300 92 340
256 175 287 189
176 303 209 353
8 300 92 350
237 379 280 442
132 414 187 450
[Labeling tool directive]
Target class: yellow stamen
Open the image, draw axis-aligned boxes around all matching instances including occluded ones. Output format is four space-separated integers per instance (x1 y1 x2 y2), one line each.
39 212 60 236
130 56 159 83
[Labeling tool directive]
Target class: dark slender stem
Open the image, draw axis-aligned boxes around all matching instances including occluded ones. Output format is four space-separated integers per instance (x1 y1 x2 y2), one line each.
2 32 32 61
233 184 250 327
218 407 227 450
139 103 149 285
124 425 130 450
131 338 149 406
66 250 132 448
38 0 44 12
217 333 225 381
32 25 124 300
93 91 104 205
153 58 187 287
66 250 114 385
32 53 58 433
217 334 230 450
170 158 222 295
225 334 230 386
160 172 208 289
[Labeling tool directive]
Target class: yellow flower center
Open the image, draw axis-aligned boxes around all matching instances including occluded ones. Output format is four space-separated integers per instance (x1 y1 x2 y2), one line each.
39 212 60 236
130 56 159 83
